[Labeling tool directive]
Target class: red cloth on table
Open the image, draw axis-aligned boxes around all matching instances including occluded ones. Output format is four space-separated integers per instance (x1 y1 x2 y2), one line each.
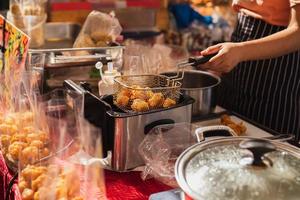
0 151 172 200
105 170 172 200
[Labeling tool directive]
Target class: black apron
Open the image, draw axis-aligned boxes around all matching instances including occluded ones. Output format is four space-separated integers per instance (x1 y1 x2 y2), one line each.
219 12 300 142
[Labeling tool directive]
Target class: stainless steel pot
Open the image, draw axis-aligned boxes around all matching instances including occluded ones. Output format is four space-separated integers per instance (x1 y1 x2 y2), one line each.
175 134 300 200
162 70 221 117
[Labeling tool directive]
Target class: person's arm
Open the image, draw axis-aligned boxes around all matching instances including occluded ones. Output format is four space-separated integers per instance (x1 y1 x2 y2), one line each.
200 4 300 73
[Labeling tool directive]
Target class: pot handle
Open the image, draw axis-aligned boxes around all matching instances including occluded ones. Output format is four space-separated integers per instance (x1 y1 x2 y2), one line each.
264 134 295 142
239 139 276 167
195 125 237 143
188 53 218 67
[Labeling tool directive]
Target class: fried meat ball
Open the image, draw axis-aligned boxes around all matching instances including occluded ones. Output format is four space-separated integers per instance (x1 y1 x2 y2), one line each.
22 165 47 182
22 188 34 200
148 93 165 109
0 123 18 135
11 133 27 143
131 99 149 112
18 180 28 193
41 147 50 158
0 135 11 148
119 89 132 97
32 174 47 191
163 98 176 108
116 94 130 107
30 140 44 149
8 141 27 160
21 146 39 164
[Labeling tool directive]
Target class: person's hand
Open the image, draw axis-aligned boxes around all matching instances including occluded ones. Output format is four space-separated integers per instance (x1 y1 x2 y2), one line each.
200 42 244 73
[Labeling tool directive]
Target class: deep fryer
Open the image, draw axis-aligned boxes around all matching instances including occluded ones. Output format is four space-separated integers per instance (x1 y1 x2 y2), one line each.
64 80 194 171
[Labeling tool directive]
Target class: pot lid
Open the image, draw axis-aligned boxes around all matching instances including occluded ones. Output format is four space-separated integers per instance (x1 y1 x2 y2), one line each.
175 137 300 200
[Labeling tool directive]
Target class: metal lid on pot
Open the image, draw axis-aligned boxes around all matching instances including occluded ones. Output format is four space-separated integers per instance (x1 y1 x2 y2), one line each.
175 137 300 200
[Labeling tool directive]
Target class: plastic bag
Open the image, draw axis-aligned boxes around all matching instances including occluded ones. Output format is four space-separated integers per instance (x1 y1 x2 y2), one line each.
123 43 188 75
138 123 198 187
74 10 122 49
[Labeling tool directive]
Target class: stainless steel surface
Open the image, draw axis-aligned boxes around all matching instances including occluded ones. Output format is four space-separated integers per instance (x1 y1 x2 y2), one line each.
175 137 300 200
162 70 221 116
112 104 192 171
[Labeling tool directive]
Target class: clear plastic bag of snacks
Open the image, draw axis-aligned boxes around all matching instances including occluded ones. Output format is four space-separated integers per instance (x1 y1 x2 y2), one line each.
74 10 122 49
138 123 198 187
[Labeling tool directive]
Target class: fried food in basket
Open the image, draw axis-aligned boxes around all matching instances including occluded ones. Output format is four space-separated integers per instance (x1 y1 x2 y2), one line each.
220 115 247 135
116 94 130 107
148 93 164 109
163 98 176 108
131 99 149 112
19 165 84 200
115 85 177 112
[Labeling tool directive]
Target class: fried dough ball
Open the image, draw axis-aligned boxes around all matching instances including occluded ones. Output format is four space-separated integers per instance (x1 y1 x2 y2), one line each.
22 188 34 200
41 147 50 158
129 86 148 101
30 140 44 149
148 93 165 109
11 133 27 143
22 165 47 182
8 141 27 160
145 88 154 99
131 99 149 112
0 135 11 148
33 191 39 200
116 94 130 107
163 98 176 108
21 146 39 164
22 126 35 134
119 89 132 97
37 131 49 143
0 123 18 135
32 174 47 191
18 180 28 193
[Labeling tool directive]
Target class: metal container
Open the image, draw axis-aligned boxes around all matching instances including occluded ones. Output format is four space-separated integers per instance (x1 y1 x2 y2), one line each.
175 135 300 200
162 70 221 117
64 80 194 171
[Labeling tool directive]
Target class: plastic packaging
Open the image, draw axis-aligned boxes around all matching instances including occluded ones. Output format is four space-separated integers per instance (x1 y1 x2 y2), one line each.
8 0 47 48
123 43 189 75
138 123 198 187
96 62 121 96
73 10 122 49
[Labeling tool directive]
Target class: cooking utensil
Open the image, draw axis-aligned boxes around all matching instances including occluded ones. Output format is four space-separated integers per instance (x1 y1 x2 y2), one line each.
64 80 194 171
175 136 300 200
162 70 220 117
113 54 216 113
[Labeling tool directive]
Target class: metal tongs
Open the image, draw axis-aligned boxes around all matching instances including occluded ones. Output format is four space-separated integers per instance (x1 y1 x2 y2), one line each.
168 53 218 83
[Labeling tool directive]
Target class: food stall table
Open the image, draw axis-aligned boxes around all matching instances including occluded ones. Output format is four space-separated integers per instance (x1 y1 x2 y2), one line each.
1 153 172 200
